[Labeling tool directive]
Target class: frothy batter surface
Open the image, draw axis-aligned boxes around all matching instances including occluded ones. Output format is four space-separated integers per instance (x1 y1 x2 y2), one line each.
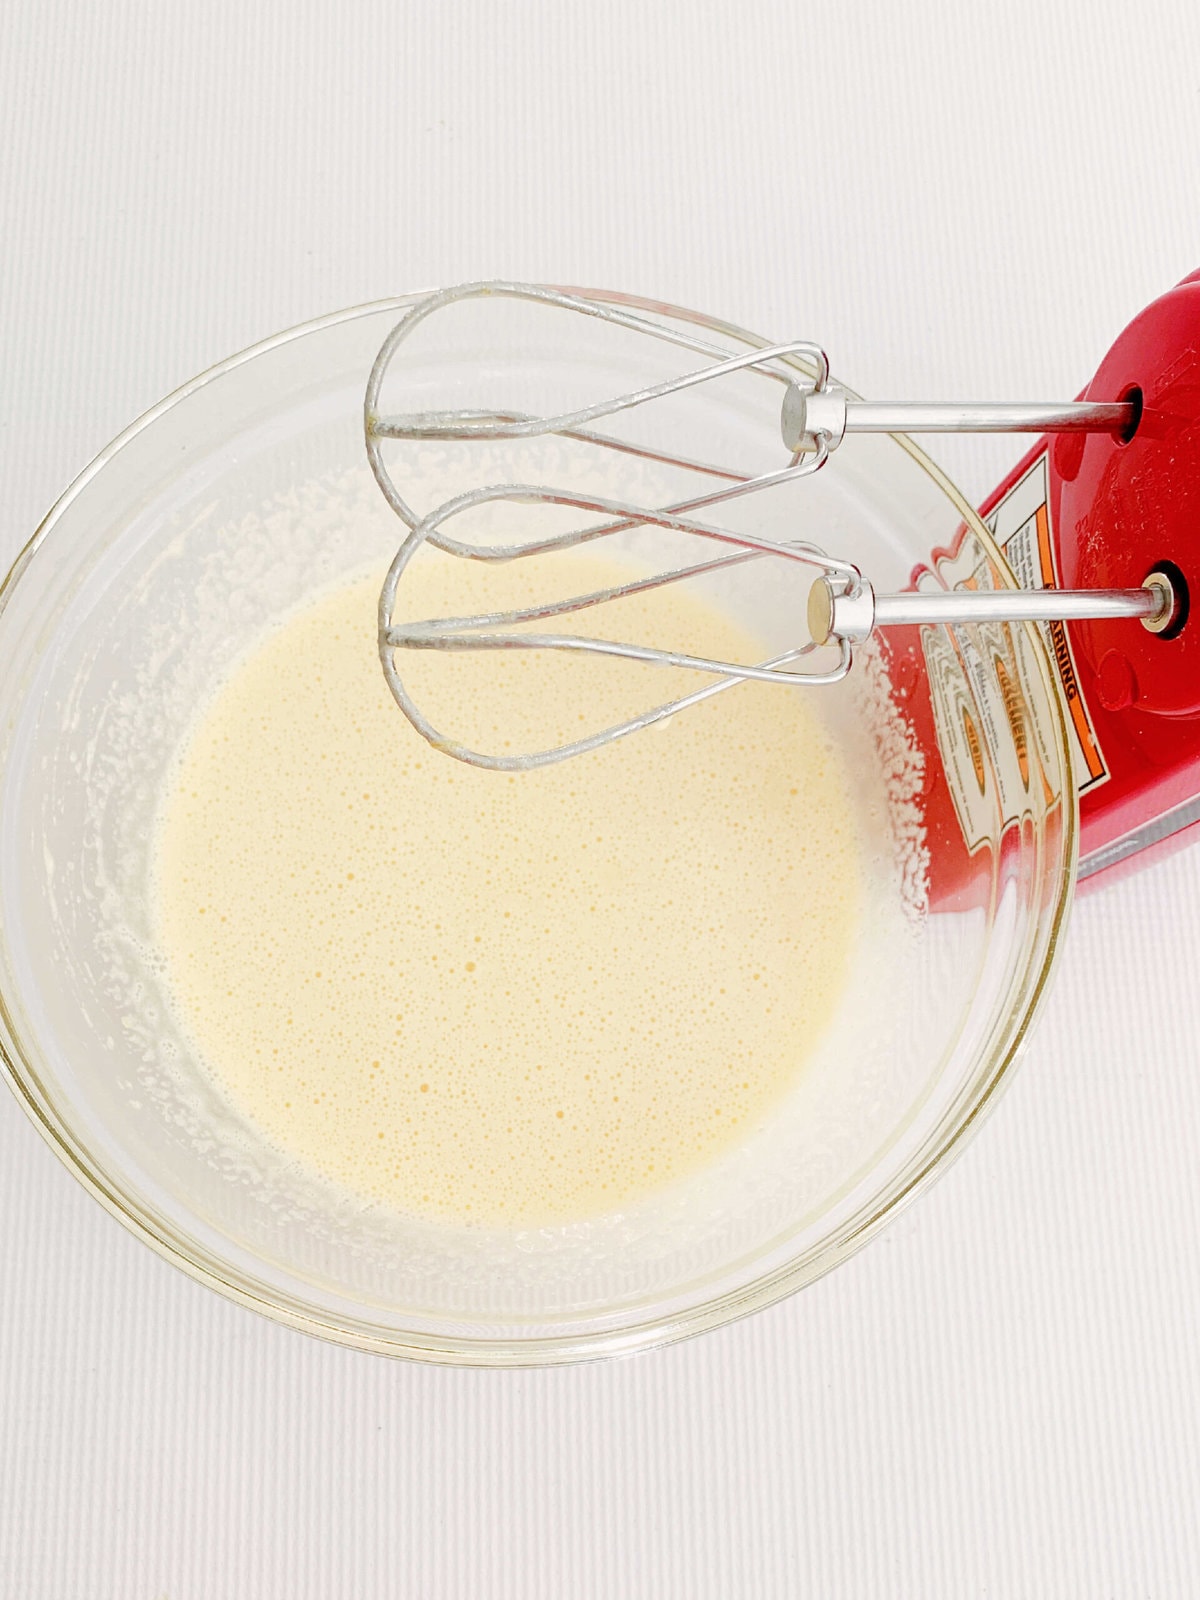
153 556 862 1226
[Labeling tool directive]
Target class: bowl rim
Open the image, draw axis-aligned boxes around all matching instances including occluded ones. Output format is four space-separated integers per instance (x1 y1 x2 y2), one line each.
0 289 1079 1365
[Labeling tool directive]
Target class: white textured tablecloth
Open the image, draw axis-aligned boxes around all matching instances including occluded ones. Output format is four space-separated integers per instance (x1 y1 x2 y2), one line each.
4 3 1200 1593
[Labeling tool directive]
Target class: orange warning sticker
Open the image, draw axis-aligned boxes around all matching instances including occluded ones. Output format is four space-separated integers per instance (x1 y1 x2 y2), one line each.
962 705 986 794
993 652 1030 789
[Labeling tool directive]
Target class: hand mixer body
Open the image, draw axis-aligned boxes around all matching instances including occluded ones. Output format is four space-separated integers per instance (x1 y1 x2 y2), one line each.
1055 273 1200 883
877 272 1200 901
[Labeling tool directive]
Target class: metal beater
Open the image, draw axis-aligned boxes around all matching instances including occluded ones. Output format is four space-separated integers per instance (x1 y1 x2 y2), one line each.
364 282 1177 771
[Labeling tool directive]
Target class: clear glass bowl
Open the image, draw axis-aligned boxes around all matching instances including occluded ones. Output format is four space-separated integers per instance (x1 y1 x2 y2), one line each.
0 293 1076 1363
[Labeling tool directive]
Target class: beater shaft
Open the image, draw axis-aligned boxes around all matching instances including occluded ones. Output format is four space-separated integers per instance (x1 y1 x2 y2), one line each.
783 389 1136 452
807 574 1175 646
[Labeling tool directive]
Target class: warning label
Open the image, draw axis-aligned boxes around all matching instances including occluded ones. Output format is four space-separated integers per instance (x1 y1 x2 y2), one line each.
912 452 1102 854
917 533 1054 853
984 452 1108 796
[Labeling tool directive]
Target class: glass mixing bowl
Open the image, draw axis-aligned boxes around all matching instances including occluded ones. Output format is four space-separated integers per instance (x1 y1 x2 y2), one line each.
0 293 1075 1363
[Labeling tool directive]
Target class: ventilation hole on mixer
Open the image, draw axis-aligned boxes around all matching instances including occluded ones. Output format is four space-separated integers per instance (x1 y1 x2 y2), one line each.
1116 384 1143 444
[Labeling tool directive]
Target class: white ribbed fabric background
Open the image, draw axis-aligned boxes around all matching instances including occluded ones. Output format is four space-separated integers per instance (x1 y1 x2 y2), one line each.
4 2 1200 1593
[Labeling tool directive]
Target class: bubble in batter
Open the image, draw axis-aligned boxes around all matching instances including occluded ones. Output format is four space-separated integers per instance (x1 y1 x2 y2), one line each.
152 551 862 1227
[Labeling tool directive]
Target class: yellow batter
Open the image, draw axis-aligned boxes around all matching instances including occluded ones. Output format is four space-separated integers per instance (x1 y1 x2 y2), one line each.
153 552 862 1227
